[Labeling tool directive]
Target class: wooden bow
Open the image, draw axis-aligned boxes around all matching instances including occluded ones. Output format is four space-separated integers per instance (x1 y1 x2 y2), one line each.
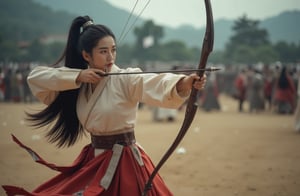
142 0 214 195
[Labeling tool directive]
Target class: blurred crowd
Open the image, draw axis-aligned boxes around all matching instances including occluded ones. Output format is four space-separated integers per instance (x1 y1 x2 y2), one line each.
1 61 300 117
0 62 36 103
218 62 299 115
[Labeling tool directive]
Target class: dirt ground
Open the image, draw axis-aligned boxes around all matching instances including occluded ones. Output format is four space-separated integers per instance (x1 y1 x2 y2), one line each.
0 95 299 196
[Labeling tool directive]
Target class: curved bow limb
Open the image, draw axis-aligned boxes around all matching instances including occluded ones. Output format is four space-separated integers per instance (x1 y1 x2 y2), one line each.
142 0 214 195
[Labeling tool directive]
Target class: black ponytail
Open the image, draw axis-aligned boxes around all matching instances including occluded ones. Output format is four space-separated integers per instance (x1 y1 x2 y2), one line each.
26 15 112 147
27 16 116 147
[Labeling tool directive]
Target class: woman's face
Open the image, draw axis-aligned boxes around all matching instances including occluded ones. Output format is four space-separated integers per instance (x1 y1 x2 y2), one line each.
82 35 116 72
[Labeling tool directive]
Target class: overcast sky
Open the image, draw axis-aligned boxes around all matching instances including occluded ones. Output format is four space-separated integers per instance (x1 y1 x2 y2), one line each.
106 0 300 28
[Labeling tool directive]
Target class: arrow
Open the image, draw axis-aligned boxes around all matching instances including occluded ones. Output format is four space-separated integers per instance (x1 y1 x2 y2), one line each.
98 67 221 76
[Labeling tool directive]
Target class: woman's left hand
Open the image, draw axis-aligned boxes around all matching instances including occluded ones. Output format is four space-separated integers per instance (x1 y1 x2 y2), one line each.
192 73 207 90
176 74 207 97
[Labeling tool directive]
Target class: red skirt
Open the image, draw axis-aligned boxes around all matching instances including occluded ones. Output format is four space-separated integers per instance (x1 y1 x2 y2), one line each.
2 135 173 196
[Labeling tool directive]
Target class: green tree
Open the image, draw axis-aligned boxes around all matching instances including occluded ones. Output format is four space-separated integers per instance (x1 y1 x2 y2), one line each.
133 20 163 64
116 43 134 66
274 41 300 63
26 39 45 62
134 20 163 48
160 41 193 61
224 15 277 64
0 36 20 61
44 42 65 63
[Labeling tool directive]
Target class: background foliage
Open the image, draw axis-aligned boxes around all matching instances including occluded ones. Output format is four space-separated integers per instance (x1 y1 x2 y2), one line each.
1 0 299 66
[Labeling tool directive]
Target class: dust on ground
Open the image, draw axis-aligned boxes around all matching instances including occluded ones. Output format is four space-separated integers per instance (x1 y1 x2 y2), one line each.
0 95 299 196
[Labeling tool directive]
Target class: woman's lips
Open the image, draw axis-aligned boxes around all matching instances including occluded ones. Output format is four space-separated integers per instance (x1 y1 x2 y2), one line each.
104 63 113 72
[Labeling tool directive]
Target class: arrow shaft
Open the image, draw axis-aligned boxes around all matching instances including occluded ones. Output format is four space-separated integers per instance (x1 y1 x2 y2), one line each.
99 67 220 76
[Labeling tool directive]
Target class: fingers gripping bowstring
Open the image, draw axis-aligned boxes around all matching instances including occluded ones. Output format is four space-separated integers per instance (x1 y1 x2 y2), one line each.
118 0 151 44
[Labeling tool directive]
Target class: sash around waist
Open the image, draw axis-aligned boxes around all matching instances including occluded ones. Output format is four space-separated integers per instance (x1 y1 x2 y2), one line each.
91 131 136 149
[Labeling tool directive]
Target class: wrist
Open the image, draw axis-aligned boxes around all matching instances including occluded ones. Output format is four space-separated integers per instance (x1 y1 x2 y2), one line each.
176 76 191 97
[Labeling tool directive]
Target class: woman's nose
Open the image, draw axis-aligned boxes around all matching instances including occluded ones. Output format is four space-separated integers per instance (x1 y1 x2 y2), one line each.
107 52 114 61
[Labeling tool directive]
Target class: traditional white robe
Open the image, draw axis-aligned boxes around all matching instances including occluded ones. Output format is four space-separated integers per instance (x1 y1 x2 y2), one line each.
27 64 188 136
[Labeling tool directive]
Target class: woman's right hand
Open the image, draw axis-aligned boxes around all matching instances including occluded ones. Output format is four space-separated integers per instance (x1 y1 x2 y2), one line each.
76 68 106 84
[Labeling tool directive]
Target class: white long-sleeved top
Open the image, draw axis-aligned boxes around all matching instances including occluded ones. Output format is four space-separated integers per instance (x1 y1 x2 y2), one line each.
27 65 188 135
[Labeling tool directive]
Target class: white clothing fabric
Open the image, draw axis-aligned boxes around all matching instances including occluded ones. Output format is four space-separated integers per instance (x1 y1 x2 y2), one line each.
27 65 188 136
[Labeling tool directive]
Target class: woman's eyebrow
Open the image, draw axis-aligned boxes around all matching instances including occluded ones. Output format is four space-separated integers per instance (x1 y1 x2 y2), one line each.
97 45 116 50
97 46 108 50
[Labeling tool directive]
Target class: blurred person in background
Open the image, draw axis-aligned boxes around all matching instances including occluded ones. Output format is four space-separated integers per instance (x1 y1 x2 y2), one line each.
234 68 247 112
247 66 265 113
200 72 221 112
294 73 300 132
273 66 296 114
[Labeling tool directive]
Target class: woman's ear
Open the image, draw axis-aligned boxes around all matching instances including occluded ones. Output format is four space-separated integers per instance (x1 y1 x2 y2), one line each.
82 50 91 62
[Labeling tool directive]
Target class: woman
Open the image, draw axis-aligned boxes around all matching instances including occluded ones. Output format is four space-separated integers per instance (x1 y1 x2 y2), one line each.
2 16 206 196
273 66 296 114
200 72 221 112
234 69 247 112
294 74 300 132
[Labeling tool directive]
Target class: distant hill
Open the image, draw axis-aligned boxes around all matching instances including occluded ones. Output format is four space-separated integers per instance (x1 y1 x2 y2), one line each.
3 0 300 50
0 0 75 41
261 10 300 44
31 0 145 42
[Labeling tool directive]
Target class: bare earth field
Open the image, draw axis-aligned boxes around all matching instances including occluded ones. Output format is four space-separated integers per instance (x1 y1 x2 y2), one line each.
0 95 299 196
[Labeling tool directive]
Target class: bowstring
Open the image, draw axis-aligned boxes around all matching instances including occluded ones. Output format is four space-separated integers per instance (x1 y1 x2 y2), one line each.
118 0 139 44
118 0 151 45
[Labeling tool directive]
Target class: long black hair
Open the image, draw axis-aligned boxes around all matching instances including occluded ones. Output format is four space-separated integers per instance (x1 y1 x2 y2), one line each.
278 66 290 89
26 16 116 147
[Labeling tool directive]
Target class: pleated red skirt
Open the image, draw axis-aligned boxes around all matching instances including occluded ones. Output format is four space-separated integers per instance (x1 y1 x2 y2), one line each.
2 135 173 196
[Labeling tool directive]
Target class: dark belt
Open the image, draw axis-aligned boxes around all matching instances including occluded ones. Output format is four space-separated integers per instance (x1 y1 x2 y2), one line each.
91 131 136 149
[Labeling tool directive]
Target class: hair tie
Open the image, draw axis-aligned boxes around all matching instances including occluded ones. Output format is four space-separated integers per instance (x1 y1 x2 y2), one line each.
82 20 93 29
